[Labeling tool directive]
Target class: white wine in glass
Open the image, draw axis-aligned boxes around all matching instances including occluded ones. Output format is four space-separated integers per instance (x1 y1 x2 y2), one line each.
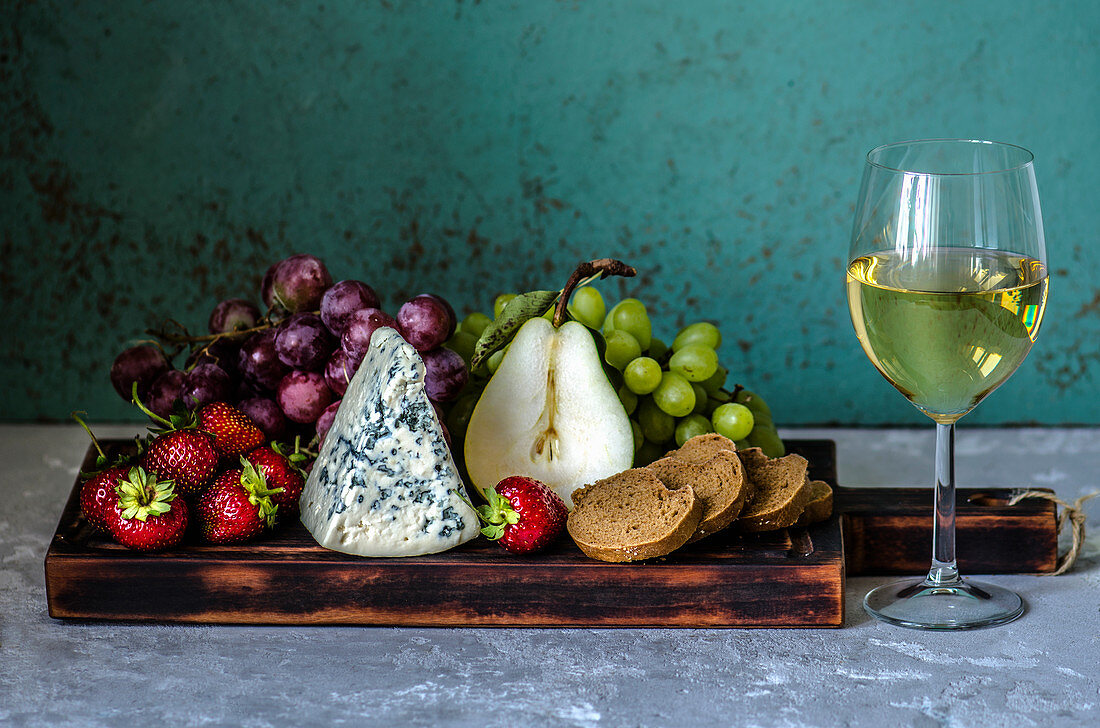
847 140 1048 630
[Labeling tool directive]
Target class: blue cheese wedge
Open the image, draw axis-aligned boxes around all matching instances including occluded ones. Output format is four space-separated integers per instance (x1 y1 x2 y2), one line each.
299 327 479 557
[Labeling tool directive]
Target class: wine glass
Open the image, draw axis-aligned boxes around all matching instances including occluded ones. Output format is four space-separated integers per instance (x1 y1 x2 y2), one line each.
846 139 1049 630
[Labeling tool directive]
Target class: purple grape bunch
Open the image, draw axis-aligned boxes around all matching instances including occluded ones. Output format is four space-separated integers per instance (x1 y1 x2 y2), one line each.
396 294 455 352
179 363 234 410
341 308 397 364
321 280 381 337
324 349 358 398
239 329 290 391
208 298 261 334
110 345 171 401
315 399 343 445
108 252 470 452
275 313 336 371
421 347 468 403
268 254 333 313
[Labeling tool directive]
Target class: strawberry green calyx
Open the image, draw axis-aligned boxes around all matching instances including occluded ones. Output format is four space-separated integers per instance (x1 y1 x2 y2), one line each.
115 467 177 522
271 438 309 476
475 487 521 541
131 381 198 434
239 458 284 528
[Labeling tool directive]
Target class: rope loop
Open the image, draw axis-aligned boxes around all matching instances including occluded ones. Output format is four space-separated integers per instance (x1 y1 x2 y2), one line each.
1007 490 1099 575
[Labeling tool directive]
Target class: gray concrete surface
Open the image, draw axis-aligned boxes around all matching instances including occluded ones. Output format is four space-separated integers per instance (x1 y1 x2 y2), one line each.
1 424 1098 727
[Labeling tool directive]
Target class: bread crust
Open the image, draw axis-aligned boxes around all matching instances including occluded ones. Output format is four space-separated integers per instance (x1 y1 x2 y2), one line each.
671 433 738 462
648 446 751 542
736 447 771 475
567 469 703 563
794 480 833 527
737 452 811 532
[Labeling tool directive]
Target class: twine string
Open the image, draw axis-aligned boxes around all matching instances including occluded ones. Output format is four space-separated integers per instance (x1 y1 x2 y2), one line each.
1006 490 1100 575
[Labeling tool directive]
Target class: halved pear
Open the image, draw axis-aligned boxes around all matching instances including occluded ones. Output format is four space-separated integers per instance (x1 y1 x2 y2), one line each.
464 317 634 509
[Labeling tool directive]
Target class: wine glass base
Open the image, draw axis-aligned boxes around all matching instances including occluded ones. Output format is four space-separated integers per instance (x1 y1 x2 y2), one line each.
864 578 1025 630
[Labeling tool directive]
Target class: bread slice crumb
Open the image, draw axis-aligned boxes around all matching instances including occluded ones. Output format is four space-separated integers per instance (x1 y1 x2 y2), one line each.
567 469 702 562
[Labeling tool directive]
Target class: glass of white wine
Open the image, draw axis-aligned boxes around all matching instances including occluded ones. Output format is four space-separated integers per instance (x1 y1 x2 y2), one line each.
846 139 1049 630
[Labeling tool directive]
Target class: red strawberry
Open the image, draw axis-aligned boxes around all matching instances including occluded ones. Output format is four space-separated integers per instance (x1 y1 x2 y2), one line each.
244 443 306 516
476 476 568 554
104 467 189 551
195 462 282 543
197 402 265 460
131 383 219 496
142 430 218 497
80 465 132 531
72 411 138 531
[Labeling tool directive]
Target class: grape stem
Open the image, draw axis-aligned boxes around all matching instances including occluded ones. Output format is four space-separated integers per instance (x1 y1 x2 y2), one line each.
553 259 637 328
128 337 176 359
146 320 273 346
144 306 314 367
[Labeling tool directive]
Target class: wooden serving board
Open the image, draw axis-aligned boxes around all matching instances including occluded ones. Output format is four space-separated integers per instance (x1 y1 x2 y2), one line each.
44 440 1056 627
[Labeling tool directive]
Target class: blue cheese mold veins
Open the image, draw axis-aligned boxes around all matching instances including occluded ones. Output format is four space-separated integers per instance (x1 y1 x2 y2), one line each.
298 327 480 556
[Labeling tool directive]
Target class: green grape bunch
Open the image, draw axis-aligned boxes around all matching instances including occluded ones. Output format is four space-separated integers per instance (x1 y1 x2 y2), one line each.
441 286 785 473
586 289 784 464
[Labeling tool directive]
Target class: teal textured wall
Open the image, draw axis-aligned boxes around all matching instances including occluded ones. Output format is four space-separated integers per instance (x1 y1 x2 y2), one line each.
3 1 1098 424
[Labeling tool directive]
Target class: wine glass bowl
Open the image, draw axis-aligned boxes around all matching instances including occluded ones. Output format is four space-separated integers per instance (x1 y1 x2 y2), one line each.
847 139 1048 630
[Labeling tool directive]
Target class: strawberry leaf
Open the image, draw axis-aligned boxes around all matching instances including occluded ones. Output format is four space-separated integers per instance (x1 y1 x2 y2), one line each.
272 439 309 474
470 485 521 541
258 500 280 528
239 457 284 528
116 466 176 521
451 488 477 512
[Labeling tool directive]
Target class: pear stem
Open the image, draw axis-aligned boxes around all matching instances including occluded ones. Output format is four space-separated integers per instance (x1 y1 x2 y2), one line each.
553 258 637 327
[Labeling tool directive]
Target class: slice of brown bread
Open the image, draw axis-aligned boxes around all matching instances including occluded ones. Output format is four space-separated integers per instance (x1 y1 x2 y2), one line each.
736 446 771 475
794 479 834 527
567 468 703 562
735 446 771 512
672 433 739 462
647 448 750 542
737 451 811 532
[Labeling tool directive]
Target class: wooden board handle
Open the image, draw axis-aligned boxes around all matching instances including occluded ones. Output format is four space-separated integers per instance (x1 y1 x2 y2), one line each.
839 487 1059 575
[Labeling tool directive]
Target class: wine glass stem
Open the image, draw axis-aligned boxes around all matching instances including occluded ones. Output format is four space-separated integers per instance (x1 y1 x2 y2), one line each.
927 421 961 587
